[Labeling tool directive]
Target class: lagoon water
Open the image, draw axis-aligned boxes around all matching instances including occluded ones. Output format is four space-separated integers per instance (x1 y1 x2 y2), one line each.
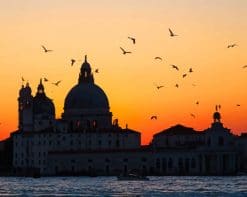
0 176 246 196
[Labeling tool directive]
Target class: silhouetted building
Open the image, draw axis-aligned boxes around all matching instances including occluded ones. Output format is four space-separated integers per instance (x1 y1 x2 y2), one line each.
3 56 246 176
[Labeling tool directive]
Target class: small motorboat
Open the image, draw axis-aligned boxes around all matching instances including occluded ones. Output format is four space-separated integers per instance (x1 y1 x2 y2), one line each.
117 173 149 181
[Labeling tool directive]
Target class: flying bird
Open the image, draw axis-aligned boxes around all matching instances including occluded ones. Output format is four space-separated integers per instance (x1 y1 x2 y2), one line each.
120 47 131 55
71 59 76 66
175 84 179 88
151 116 157 120
190 113 196 118
227 43 237 48
171 64 179 71
128 37 136 44
41 45 53 53
156 85 164 90
242 65 247 69
236 104 241 107
182 74 187 78
169 28 178 37
95 69 99 73
196 101 199 105
21 77 25 82
189 68 193 73
44 78 49 82
154 57 162 61
52 80 61 86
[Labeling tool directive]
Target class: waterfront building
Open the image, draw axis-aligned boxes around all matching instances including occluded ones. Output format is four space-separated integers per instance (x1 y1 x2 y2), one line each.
0 56 244 176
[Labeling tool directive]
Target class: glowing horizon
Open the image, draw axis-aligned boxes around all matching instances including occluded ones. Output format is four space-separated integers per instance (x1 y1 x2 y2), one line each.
0 0 247 144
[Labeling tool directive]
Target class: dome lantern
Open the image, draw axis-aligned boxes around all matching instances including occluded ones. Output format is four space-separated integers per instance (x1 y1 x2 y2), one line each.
78 55 94 84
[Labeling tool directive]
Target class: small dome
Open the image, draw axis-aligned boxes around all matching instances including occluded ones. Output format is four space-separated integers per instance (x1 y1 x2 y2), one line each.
33 94 55 116
64 83 109 110
33 79 55 116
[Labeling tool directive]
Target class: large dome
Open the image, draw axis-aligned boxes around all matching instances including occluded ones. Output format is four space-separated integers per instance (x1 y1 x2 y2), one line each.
64 83 109 110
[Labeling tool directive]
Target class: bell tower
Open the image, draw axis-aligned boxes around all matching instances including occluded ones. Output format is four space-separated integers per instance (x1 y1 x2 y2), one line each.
18 83 33 131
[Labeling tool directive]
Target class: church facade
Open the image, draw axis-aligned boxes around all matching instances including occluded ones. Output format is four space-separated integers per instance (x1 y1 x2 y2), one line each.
9 56 247 176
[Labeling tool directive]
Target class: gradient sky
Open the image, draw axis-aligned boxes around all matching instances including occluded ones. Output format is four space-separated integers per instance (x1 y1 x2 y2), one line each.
0 0 247 144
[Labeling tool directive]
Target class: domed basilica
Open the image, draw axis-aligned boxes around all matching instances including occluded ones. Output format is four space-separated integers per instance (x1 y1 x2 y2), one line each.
10 56 244 177
18 56 116 132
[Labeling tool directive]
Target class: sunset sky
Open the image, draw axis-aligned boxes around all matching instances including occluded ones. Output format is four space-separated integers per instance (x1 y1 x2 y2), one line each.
0 0 247 144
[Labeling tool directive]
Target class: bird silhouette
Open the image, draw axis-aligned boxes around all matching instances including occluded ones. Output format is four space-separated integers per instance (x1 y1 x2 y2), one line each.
95 69 99 73
44 78 49 82
120 47 131 55
171 64 179 71
196 101 199 105
182 74 187 78
236 104 241 107
190 113 196 118
41 45 53 53
175 84 179 88
156 85 164 90
128 37 136 44
52 80 61 86
71 59 76 66
227 43 237 48
242 65 247 69
169 28 178 37
189 68 193 73
151 116 157 120
154 57 162 61
21 77 25 82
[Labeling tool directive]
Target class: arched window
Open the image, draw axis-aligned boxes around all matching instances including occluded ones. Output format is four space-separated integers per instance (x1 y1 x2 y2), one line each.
93 120 97 128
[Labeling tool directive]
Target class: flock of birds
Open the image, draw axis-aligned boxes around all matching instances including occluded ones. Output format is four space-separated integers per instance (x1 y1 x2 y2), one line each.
19 28 246 125
118 28 245 121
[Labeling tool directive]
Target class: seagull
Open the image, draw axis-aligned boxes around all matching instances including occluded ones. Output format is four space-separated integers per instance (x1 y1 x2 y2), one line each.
71 59 76 66
182 74 187 78
95 69 99 73
190 113 196 118
21 77 25 82
196 101 199 105
151 116 157 120
128 36 136 44
242 65 247 69
227 43 237 48
236 104 241 107
169 28 178 37
175 84 179 88
52 80 61 86
120 47 131 55
41 45 53 53
154 57 162 61
171 64 179 71
156 85 164 90
189 68 193 73
44 78 49 82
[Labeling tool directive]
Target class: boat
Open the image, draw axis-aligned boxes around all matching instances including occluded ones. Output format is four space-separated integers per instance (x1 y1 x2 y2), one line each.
117 173 149 181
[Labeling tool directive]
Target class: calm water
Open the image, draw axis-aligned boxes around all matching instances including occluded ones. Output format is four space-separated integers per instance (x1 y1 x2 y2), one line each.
0 176 246 196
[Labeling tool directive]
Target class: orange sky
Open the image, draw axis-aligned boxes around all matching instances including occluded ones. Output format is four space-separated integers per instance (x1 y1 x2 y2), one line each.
0 0 247 144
